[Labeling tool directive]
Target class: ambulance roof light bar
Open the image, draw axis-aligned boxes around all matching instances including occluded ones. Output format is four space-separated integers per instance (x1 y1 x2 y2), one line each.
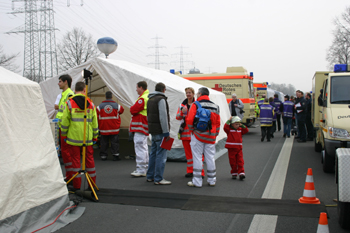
334 64 350 72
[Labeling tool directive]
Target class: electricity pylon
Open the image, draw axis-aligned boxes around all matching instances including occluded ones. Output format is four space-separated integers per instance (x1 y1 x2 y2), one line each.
7 0 58 82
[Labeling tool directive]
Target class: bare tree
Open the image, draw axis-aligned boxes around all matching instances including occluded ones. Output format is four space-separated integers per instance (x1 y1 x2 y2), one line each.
57 27 100 72
326 7 350 70
0 45 20 73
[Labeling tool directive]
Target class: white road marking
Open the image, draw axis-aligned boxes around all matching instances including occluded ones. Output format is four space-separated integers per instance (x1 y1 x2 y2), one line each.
247 136 294 233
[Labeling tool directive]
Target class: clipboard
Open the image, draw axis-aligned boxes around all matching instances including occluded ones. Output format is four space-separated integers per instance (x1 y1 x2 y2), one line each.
160 137 174 150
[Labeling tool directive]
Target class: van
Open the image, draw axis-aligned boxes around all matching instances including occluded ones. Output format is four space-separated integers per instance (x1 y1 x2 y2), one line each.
180 67 255 126
313 68 350 173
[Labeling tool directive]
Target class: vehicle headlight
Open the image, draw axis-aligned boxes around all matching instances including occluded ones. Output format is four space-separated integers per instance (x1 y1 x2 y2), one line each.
328 127 350 139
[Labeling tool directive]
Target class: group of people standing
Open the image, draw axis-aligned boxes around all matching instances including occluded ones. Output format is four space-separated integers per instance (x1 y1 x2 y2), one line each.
56 75 230 189
254 90 313 142
124 83 223 187
288 90 314 142
56 75 315 191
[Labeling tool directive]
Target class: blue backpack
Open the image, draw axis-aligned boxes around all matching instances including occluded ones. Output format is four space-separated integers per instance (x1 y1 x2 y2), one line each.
193 101 212 131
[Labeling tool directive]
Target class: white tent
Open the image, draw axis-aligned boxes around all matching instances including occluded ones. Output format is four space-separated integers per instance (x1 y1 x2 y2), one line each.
0 67 83 232
40 58 230 160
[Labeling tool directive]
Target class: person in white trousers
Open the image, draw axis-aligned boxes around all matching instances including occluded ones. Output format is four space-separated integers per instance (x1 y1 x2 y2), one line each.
186 87 221 187
129 81 150 177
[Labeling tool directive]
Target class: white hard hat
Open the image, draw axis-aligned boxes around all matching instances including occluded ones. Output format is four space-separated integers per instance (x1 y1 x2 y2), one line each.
231 116 241 124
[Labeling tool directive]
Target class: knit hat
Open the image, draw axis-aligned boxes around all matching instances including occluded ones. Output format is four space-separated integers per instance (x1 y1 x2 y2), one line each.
231 116 241 124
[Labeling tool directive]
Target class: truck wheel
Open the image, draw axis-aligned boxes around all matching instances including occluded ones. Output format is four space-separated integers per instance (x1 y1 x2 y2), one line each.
314 138 322 152
322 147 335 173
338 178 350 229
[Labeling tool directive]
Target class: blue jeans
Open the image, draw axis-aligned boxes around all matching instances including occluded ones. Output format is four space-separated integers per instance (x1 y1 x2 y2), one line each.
283 117 292 137
147 134 168 182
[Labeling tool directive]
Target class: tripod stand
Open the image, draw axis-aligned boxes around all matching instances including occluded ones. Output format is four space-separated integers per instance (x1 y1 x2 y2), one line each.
66 69 99 201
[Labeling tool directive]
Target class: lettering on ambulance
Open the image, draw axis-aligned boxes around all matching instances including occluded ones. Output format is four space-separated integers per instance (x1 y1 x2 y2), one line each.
338 115 350 119
212 83 242 96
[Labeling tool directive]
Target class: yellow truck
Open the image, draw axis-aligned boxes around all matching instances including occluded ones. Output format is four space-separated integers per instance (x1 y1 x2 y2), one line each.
312 66 350 229
312 69 349 173
180 67 255 126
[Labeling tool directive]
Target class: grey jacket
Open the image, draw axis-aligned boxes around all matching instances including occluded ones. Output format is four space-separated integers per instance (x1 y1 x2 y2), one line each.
229 99 244 120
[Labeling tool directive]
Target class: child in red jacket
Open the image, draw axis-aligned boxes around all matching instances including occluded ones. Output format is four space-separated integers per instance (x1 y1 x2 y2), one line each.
224 116 249 180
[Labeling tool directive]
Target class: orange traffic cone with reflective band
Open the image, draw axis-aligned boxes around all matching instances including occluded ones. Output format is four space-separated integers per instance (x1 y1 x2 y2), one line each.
299 168 321 204
316 212 329 233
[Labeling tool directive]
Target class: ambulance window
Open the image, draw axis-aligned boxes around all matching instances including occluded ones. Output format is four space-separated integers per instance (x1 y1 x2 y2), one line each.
330 76 350 104
323 80 328 107
248 81 254 98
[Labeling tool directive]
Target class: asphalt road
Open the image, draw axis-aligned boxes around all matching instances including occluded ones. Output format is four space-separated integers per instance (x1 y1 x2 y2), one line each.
55 123 349 233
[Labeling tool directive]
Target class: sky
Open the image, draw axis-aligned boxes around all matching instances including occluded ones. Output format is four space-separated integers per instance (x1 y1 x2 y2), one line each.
1 0 349 92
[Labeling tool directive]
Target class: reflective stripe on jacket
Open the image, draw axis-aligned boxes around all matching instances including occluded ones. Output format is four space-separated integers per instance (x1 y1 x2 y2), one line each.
57 88 74 128
97 100 124 135
61 94 99 146
186 95 220 144
129 90 149 135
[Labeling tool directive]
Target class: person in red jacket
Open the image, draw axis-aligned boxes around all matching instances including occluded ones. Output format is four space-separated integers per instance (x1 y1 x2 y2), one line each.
186 87 220 188
129 81 149 177
97 91 124 161
224 116 249 180
176 87 204 178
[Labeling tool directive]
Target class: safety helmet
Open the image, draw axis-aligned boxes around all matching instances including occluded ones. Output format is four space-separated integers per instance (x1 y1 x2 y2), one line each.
230 116 241 124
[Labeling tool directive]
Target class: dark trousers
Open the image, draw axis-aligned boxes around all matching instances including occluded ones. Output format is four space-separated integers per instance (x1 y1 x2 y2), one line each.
297 114 306 141
100 134 119 158
276 114 281 131
305 114 313 139
271 121 276 136
261 126 271 140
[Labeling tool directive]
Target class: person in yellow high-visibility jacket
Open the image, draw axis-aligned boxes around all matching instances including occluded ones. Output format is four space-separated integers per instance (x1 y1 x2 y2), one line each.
255 96 265 118
61 81 99 190
56 75 75 182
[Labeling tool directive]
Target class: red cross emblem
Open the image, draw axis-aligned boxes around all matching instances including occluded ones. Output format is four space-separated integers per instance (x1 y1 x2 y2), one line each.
104 105 113 114
212 84 222 92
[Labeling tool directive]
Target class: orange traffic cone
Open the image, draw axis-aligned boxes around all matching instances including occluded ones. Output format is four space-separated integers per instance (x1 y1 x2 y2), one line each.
316 212 329 233
299 168 320 204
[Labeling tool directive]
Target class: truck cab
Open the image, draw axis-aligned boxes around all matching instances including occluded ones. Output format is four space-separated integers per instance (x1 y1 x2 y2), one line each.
313 65 350 173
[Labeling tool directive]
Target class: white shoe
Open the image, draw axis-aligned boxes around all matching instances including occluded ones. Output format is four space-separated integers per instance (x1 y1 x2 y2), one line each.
154 179 171 185
131 171 146 177
208 182 216 187
187 181 201 188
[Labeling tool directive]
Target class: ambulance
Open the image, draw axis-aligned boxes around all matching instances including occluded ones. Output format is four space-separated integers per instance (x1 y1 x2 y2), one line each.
312 66 350 229
253 82 268 102
179 67 255 126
